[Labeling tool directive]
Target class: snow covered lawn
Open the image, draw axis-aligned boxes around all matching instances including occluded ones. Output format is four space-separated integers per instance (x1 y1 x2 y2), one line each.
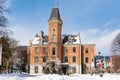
0 73 120 80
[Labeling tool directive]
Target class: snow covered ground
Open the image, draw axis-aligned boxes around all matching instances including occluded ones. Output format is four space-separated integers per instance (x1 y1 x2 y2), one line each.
0 73 120 80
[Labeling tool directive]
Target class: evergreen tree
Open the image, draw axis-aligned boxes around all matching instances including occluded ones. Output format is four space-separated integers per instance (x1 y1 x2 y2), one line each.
0 36 12 73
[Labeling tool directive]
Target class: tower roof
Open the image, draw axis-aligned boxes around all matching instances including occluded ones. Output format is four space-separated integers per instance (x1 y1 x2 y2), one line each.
49 7 62 21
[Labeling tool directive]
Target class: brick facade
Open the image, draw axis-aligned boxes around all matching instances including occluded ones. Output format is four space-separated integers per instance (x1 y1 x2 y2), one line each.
27 7 95 75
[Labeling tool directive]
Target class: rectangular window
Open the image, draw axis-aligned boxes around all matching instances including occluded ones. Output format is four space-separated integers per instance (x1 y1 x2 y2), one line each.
73 47 76 52
64 56 68 63
35 66 38 73
35 56 39 63
42 47 46 53
35 47 39 53
43 56 46 62
85 48 89 53
72 56 76 63
52 34 56 40
52 47 56 55
64 47 68 53
85 57 89 63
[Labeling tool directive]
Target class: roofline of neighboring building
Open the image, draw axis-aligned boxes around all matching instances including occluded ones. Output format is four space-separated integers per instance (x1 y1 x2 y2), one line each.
63 44 81 45
81 44 95 46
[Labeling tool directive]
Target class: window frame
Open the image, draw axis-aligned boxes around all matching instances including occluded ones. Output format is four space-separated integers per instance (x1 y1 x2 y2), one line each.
35 47 39 54
52 34 56 40
43 56 46 62
64 56 68 63
73 47 76 53
85 48 89 53
52 47 56 55
53 29 55 33
64 47 68 53
34 56 39 63
72 56 76 63
42 47 46 53
85 57 89 63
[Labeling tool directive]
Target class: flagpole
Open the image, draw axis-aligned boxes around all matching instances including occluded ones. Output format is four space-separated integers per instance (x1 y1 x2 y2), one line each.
98 52 101 75
91 53 92 74
91 52 93 74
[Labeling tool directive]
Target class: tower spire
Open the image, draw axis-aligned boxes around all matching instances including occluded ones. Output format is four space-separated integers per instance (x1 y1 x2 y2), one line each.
52 0 59 7
49 7 62 21
49 0 62 21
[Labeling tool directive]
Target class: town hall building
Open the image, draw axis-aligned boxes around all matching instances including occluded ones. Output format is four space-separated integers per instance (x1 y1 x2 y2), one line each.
27 6 95 75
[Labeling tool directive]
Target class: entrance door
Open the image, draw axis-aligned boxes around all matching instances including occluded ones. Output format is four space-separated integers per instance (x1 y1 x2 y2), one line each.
62 67 67 75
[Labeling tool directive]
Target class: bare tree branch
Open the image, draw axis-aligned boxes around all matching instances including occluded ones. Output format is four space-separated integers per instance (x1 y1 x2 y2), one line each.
111 32 120 72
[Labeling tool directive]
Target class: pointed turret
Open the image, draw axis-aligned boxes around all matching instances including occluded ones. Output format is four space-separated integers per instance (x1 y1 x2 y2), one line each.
49 7 62 21
48 7 62 60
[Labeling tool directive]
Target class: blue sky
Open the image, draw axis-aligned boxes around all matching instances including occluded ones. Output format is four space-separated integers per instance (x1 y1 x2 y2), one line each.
7 0 120 56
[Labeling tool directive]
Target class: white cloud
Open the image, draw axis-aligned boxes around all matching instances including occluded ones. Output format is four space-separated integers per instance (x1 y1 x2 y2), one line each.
9 26 36 45
6 0 120 56
100 28 109 35
103 20 115 27
80 28 100 43
9 25 120 56
81 29 120 55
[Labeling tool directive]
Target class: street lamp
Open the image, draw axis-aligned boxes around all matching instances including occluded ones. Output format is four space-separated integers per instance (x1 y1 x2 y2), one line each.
98 52 101 75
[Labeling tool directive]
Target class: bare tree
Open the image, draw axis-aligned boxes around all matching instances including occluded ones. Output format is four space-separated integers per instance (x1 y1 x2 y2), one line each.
111 32 120 72
0 0 8 27
0 0 8 36
0 0 20 73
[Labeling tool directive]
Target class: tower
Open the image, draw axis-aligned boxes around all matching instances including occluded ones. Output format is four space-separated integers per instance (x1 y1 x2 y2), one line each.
48 7 63 60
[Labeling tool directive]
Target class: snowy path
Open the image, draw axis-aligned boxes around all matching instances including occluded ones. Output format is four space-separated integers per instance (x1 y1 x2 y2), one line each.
0 73 120 80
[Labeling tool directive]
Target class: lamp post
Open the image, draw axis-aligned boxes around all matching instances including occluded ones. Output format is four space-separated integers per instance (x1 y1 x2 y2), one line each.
98 52 101 75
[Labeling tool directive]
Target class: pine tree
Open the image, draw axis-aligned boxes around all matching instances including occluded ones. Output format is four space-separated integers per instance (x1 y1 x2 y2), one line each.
0 36 12 73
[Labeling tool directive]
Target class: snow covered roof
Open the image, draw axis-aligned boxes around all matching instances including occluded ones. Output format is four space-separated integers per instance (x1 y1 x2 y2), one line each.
32 37 39 44
62 33 81 44
31 36 48 45
31 33 81 45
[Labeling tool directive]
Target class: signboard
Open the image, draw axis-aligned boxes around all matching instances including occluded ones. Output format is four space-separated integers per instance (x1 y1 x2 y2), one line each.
0 44 2 65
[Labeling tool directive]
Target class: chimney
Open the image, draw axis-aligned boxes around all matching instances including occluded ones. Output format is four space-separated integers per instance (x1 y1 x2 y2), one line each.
40 31 44 39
